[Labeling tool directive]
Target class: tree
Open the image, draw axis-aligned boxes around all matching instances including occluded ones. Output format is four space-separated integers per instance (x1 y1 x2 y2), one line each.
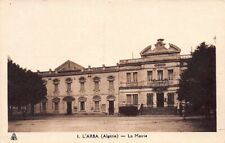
8 60 28 115
26 70 47 115
8 59 47 116
178 42 216 116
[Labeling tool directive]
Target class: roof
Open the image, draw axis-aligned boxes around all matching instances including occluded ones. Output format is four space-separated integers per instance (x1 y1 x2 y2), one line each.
55 60 84 72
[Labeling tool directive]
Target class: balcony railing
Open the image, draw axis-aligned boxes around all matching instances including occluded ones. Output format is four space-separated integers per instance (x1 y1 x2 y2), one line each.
120 80 179 89
120 82 140 87
119 54 192 65
147 80 169 87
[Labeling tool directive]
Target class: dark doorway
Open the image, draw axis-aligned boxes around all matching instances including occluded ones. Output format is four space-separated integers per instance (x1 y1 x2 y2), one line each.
67 102 72 114
108 101 114 115
157 93 164 107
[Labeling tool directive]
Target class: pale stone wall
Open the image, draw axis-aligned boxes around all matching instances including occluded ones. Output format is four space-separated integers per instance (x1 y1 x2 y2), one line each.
35 45 190 114
36 72 119 114
117 58 182 108
35 61 184 114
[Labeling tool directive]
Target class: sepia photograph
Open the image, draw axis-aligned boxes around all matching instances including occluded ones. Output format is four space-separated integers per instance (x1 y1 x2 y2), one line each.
7 39 216 132
1 0 225 143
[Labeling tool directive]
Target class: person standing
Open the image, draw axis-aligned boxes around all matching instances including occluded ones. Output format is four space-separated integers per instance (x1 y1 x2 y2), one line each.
139 104 144 115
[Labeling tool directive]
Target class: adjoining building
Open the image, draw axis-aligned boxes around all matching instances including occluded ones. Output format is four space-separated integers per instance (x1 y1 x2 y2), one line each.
35 39 191 115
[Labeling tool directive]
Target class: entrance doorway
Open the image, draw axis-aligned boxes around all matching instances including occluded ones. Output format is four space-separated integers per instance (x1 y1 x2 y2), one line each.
67 102 72 114
157 93 164 107
108 101 114 115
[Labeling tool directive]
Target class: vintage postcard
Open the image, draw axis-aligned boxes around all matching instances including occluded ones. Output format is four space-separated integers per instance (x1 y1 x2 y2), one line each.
0 0 225 143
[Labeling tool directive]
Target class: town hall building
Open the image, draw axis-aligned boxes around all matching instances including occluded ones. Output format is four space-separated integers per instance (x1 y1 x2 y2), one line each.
34 39 191 115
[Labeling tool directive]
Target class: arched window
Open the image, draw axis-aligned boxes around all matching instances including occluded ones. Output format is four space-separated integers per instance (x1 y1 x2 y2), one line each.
41 97 48 112
52 97 60 111
93 95 101 111
107 76 115 90
65 78 72 92
53 79 60 93
78 97 87 111
79 77 86 92
93 77 100 91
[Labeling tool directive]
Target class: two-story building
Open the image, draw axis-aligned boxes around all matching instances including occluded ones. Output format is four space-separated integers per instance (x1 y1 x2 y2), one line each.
34 39 191 115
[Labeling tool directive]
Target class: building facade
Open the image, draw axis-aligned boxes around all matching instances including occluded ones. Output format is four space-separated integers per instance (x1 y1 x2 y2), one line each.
35 39 191 115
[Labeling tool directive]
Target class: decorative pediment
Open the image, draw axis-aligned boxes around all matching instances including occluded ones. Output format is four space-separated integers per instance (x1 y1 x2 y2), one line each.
107 95 115 101
93 95 101 101
53 78 60 85
55 60 84 72
79 77 86 83
65 77 72 84
168 43 181 52
140 39 181 57
52 97 60 103
63 96 75 102
107 75 115 81
93 76 100 82
78 96 87 102
140 45 152 55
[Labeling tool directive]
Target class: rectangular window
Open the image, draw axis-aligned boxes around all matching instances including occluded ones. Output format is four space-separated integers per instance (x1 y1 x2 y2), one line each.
157 70 163 80
133 72 138 83
168 69 174 80
126 94 132 104
94 101 100 111
167 93 175 106
55 102 59 111
54 84 59 92
109 80 114 90
126 73 131 83
67 83 71 92
80 101 85 111
133 94 138 105
147 93 153 107
147 71 153 81
94 82 100 91
80 82 85 91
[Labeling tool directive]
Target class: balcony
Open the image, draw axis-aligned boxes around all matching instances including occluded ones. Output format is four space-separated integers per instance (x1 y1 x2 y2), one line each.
148 80 169 87
119 82 142 89
119 80 178 90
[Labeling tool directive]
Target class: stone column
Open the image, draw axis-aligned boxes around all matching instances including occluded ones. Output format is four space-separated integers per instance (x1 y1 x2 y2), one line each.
131 95 133 105
153 68 157 80
153 92 157 108
164 92 168 107
164 68 168 80
174 93 178 107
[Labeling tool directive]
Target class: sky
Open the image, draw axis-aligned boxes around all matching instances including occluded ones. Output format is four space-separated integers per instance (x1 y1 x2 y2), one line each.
1 0 225 71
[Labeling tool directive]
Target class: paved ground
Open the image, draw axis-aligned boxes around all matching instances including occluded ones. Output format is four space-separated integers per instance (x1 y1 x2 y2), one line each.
8 115 216 132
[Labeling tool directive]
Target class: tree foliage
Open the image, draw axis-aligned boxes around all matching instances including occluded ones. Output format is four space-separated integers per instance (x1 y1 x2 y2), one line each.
8 59 47 115
178 42 216 111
